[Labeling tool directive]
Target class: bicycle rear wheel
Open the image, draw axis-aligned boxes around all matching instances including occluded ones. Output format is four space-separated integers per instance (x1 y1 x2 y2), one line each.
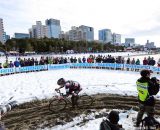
77 95 93 109
49 98 67 112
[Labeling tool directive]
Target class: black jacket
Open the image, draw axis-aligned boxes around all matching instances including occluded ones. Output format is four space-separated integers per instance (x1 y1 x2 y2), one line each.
100 119 121 130
137 77 159 106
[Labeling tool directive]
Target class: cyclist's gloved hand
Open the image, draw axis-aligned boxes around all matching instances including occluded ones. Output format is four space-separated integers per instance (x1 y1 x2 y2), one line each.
66 88 69 93
55 88 58 91
74 93 78 96
72 93 78 96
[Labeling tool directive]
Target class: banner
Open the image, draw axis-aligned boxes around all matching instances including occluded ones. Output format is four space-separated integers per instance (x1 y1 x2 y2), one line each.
0 68 15 74
48 64 70 70
0 63 160 75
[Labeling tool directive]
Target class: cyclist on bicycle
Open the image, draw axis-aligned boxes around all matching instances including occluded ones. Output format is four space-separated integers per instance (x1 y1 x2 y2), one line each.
55 78 82 108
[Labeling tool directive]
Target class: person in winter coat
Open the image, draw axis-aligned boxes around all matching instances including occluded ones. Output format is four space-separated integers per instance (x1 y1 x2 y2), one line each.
3 60 8 68
14 59 20 67
143 57 148 65
148 57 156 66
100 111 124 130
135 59 140 65
0 63 2 69
9 61 14 68
136 69 159 127
157 58 160 67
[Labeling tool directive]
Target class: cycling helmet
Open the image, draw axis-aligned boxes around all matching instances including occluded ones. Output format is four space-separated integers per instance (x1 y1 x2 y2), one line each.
57 78 65 85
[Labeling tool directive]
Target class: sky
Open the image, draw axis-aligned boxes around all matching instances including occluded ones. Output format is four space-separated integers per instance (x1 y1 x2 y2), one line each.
1 0 160 46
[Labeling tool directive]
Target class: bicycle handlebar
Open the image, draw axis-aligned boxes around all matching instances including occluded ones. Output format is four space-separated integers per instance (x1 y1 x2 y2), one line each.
55 89 65 96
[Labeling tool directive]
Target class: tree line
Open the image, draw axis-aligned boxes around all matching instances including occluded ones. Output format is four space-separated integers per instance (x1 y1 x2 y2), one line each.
0 38 124 54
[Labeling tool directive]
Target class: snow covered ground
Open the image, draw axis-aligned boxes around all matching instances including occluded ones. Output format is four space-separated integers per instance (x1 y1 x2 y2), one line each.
43 109 138 130
39 109 160 130
0 52 160 130
0 68 158 105
1 68 160 130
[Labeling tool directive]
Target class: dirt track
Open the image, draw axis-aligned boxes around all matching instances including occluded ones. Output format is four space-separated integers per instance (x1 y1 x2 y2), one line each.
2 94 160 130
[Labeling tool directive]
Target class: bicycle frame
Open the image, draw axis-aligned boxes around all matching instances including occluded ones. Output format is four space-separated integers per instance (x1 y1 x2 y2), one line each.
55 90 72 105
49 90 94 112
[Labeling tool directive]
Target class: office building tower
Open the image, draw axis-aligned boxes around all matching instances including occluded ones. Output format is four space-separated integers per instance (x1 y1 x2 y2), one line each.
125 38 135 47
14 33 29 39
68 25 94 41
99 29 112 43
0 18 6 44
29 21 48 38
112 33 121 44
45 19 61 38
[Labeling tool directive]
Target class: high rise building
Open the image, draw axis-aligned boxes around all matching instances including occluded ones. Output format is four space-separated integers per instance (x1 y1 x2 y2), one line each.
29 21 48 39
125 38 135 47
145 40 156 49
68 25 94 41
99 29 112 43
112 33 121 44
14 33 29 39
45 19 61 38
79 25 94 41
59 31 69 40
4 32 10 41
0 18 6 44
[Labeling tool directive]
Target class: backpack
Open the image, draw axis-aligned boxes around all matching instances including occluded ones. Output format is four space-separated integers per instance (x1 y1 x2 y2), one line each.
141 116 160 130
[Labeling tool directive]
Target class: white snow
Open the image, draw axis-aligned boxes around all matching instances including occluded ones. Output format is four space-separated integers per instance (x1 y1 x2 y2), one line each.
1 68 160 105
40 109 158 130
0 52 160 130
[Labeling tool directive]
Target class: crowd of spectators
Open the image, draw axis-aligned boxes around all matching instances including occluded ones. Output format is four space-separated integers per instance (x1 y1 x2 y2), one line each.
0 55 159 69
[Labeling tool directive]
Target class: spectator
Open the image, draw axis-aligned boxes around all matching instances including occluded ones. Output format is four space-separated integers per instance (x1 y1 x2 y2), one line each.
135 59 140 65
131 58 135 65
78 57 82 63
100 110 124 130
3 60 8 68
34 58 39 66
143 57 148 65
126 58 130 64
82 56 86 63
70 57 74 63
157 58 160 67
14 59 20 67
135 70 159 127
73 57 77 63
9 61 14 68
0 63 2 69
148 57 156 66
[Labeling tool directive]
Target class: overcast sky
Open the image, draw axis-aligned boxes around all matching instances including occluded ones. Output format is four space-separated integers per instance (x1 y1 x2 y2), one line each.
1 0 160 46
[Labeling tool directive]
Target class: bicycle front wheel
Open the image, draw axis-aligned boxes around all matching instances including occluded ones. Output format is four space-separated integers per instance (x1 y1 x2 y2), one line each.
77 95 93 109
49 98 67 112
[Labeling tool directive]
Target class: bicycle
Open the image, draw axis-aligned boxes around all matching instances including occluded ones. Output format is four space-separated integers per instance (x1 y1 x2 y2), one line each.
49 90 94 112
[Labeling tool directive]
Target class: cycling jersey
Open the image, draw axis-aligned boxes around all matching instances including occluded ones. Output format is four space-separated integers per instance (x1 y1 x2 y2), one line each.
64 80 81 94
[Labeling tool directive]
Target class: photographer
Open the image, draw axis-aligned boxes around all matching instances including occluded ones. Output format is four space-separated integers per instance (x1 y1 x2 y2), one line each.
0 101 18 130
135 69 160 127
100 110 124 130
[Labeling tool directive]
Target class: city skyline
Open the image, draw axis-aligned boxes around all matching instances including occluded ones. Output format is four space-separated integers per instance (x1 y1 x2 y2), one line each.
1 0 160 46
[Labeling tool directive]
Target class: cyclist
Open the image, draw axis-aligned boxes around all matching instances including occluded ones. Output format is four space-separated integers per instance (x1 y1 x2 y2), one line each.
55 78 82 108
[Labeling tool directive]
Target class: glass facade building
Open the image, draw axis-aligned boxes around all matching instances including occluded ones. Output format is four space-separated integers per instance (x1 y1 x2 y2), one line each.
45 19 61 38
14 33 29 39
99 29 112 43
